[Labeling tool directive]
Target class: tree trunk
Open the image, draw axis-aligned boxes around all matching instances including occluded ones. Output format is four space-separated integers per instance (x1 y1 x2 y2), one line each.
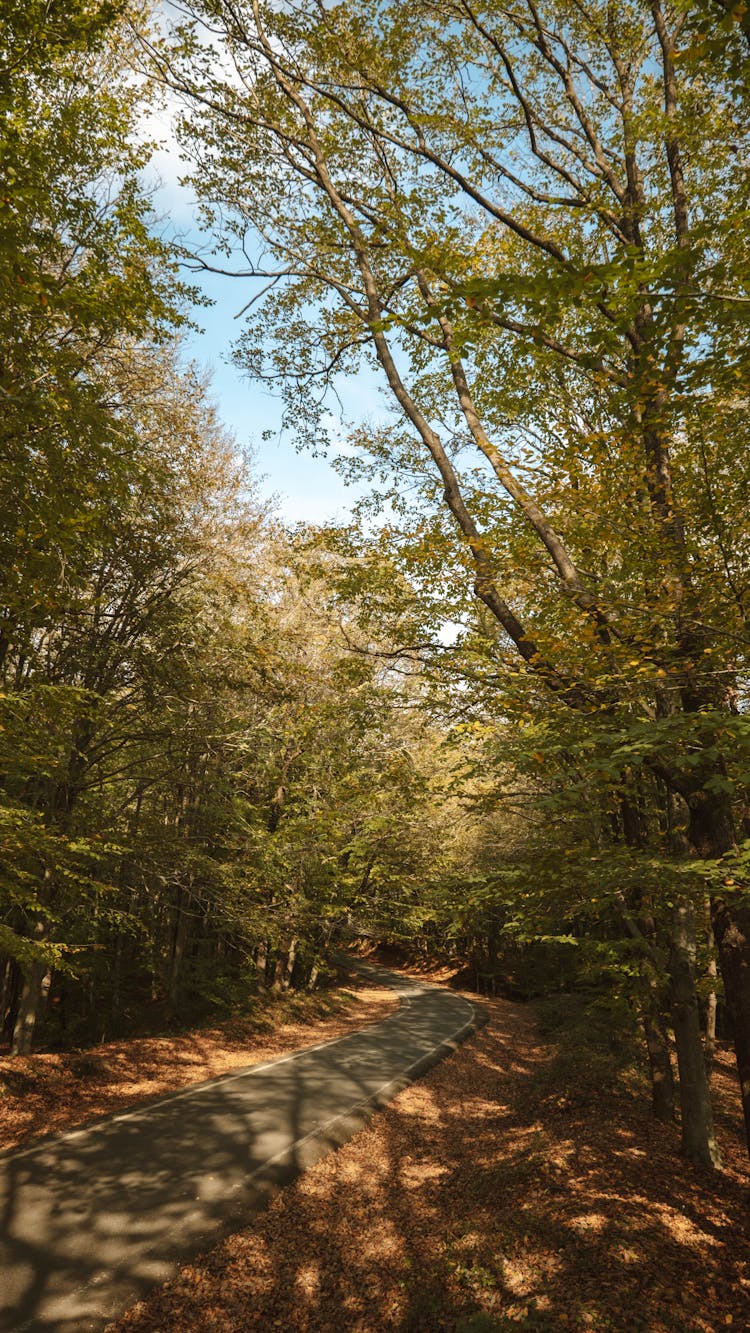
282 937 297 991
486 922 498 995
617 789 675 1118
668 899 721 1167
255 940 268 991
642 1007 676 1123
711 893 750 1155
272 951 284 992
272 938 297 992
1 958 20 1046
703 900 718 1080
704 965 717 1078
12 959 52 1055
688 785 750 1159
87 893 100 1036
169 890 189 1009
0 957 12 1041
112 928 124 1030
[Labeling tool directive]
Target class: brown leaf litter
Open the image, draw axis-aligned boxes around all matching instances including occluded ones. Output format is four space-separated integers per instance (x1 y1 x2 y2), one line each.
108 973 750 1333
0 978 398 1153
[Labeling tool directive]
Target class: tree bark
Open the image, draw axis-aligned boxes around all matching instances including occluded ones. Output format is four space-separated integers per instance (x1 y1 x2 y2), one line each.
688 786 750 1158
637 931 676 1122
616 791 676 1122
0 957 12 1043
272 938 298 992
1 957 20 1046
703 899 718 1080
643 1014 676 1123
169 890 189 1009
12 956 52 1055
668 899 721 1167
711 893 750 1155
112 928 123 1029
282 937 297 990
255 939 269 991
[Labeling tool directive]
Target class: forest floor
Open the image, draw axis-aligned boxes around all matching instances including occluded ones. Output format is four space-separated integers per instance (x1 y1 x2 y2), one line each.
107 962 750 1333
0 975 398 1153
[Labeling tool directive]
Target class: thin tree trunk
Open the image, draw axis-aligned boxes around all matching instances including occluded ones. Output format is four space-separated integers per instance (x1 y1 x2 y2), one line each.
615 866 676 1123
169 890 189 1009
1 958 20 1045
711 894 750 1155
703 898 718 1080
487 922 498 996
642 981 676 1125
112 929 124 1030
282 937 297 991
272 938 297 992
689 786 750 1159
12 955 52 1055
668 899 721 1167
87 892 100 1036
11 912 52 1055
643 1014 676 1123
272 951 284 992
704 962 717 1077
255 940 268 991
0 957 11 1040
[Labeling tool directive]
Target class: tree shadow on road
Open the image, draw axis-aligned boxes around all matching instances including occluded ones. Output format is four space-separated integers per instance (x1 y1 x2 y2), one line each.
108 994 750 1333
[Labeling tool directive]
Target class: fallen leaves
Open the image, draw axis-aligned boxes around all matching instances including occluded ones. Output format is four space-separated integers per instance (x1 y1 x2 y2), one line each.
105 972 750 1333
0 978 398 1152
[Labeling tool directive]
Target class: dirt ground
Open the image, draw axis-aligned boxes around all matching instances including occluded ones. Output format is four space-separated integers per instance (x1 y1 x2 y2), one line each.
107 976 750 1333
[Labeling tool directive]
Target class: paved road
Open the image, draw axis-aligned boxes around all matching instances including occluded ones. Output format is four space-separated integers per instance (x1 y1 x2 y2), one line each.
0 956 479 1332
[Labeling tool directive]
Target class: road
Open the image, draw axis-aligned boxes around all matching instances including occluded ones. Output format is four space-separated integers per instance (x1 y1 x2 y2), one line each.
0 956 479 1331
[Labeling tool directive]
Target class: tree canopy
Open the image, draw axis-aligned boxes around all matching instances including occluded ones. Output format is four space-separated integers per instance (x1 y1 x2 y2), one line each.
2 0 750 1179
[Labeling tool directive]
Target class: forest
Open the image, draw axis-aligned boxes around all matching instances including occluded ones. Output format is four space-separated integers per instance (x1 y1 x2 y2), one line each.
2 0 750 1208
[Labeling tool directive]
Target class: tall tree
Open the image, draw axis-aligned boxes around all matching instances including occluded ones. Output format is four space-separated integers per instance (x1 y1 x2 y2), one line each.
0 0 184 675
0 339 255 1051
159 0 750 1165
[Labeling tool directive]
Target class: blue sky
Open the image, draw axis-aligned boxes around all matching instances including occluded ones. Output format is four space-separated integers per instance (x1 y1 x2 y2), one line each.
144 112 382 526
141 100 466 644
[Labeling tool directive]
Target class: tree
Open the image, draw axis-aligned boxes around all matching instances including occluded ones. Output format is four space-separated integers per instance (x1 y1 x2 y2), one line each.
158 0 750 1165
0 0 185 674
2 3 492 1059
0 336 258 1050
1 335 460 1048
0 0 202 1049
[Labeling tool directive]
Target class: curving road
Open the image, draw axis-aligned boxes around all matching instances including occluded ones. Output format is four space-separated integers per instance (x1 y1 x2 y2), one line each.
0 955 480 1332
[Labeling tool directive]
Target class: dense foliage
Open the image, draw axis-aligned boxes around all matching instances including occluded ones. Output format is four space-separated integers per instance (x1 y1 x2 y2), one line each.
2 0 750 1180
157 0 750 1167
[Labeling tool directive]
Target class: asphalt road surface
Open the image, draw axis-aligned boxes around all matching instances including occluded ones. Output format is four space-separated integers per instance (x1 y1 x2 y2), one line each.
0 956 479 1331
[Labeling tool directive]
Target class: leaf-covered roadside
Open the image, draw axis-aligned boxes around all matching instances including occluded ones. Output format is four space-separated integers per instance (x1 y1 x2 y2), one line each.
109 982 749 1333
0 977 397 1154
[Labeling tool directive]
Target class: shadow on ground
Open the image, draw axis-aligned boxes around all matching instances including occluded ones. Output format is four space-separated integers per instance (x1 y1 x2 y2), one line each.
110 993 750 1333
1 962 475 1332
